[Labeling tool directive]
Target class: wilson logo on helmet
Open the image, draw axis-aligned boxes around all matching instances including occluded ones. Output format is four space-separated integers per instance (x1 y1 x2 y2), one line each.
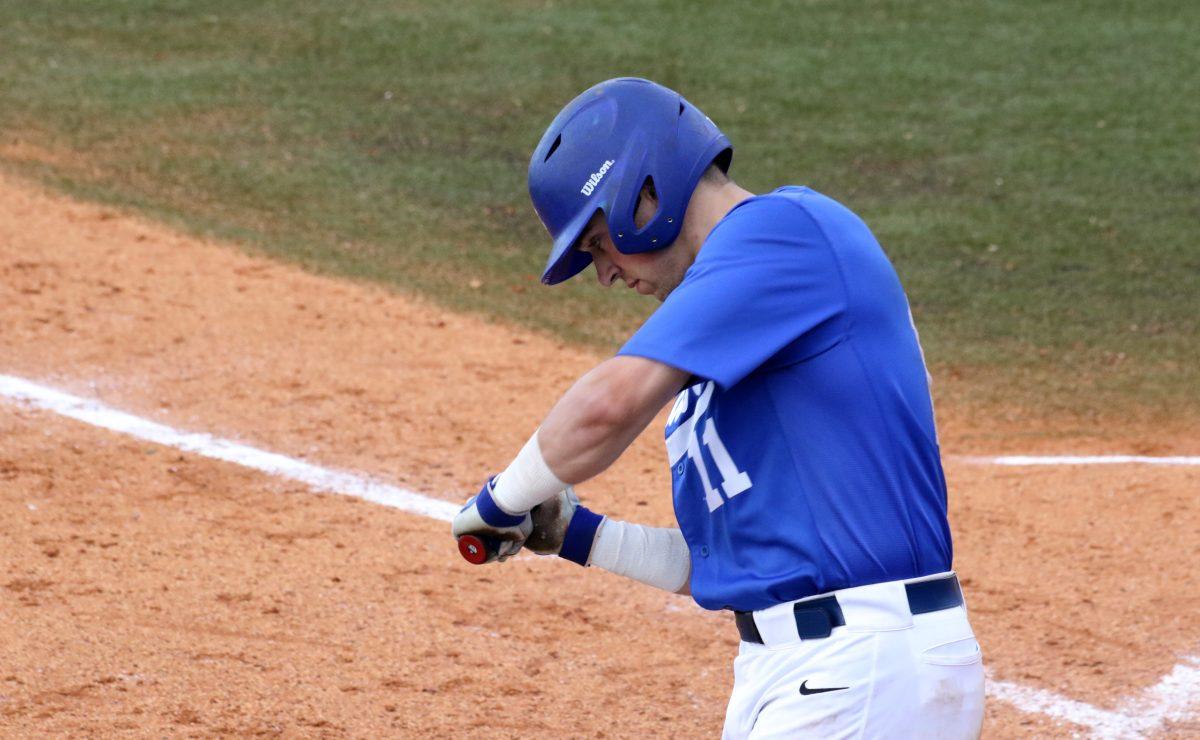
580 160 615 196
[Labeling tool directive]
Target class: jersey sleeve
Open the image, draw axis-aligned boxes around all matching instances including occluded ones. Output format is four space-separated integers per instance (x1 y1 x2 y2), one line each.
618 194 847 389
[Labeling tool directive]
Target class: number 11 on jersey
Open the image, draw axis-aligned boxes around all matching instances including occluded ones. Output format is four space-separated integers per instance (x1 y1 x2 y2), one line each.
688 417 752 512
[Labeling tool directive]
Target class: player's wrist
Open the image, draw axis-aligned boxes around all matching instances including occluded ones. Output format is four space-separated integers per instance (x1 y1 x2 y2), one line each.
491 429 568 514
557 505 604 566
474 477 527 528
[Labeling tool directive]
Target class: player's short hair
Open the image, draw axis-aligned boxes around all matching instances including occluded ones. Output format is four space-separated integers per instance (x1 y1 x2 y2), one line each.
700 162 730 185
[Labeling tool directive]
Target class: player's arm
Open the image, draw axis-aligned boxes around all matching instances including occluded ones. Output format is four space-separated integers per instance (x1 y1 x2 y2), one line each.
540 355 689 483
451 355 686 563
485 354 687 514
526 488 692 595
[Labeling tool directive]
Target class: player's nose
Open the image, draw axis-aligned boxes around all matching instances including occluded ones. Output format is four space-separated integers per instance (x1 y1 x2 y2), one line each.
594 257 619 288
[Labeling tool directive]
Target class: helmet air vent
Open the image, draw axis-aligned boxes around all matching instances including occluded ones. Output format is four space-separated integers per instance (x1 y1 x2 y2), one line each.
544 134 562 161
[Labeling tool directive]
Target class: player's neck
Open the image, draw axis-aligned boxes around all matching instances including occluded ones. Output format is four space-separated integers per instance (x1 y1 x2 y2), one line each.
679 180 756 259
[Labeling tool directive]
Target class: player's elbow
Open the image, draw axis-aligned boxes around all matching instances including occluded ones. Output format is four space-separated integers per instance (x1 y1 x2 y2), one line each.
543 357 681 482
588 356 682 424
573 381 632 438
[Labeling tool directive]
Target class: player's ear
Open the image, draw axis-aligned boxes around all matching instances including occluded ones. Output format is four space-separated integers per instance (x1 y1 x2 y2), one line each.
634 177 660 229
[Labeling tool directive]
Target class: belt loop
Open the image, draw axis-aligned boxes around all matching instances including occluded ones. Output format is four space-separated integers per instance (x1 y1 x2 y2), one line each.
906 574 963 615
753 599 803 645
793 596 845 639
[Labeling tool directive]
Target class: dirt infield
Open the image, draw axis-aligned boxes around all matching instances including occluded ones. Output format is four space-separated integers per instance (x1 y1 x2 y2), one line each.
1 171 1197 737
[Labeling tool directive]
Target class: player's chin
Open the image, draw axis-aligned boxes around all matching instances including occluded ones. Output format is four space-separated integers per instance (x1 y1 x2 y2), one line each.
653 281 678 302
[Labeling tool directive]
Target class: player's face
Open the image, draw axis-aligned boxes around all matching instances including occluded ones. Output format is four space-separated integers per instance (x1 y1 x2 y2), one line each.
575 200 691 302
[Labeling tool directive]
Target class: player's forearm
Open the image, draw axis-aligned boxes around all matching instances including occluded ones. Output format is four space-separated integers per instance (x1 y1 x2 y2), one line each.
588 518 692 595
524 491 692 594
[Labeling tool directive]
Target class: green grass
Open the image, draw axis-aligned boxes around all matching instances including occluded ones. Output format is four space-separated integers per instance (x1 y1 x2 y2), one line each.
1 0 1197 416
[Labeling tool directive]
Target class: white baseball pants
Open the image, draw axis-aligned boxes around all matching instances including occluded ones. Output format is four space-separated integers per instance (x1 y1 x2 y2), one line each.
722 573 985 739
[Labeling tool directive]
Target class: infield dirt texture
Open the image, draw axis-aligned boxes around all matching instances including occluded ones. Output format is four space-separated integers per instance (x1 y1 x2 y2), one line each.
2 1 1199 736
1 172 1198 736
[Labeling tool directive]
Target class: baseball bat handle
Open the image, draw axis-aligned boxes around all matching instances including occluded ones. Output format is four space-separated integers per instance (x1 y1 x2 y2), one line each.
457 534 500 565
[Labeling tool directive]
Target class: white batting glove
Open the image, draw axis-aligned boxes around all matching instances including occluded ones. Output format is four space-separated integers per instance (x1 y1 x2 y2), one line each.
452 476 533 563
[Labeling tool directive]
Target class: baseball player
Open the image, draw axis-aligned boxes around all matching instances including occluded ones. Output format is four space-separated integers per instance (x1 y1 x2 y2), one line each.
452 77 985 738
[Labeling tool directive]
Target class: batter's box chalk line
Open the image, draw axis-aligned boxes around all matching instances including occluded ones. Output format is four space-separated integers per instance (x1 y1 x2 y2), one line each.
2 373 1198 738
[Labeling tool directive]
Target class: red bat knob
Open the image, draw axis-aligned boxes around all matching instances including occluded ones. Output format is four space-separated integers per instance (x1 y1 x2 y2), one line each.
457 534 498 565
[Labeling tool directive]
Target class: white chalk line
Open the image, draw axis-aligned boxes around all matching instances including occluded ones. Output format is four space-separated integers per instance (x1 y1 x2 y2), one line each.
2 373 1197 737
987 658 1200 739
0 374 460 522
957 455 1200 467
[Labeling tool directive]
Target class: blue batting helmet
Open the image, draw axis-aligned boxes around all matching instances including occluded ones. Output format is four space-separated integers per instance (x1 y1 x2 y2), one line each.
528 78 732 285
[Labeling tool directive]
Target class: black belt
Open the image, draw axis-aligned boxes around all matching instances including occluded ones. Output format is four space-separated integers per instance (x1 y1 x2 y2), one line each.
735 574 964 644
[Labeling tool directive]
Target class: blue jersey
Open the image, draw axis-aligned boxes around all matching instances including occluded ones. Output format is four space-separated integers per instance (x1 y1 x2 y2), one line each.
618 187 952 612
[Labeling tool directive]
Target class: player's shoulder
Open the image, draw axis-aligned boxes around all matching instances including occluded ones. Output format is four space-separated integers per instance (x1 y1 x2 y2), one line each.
710 186 857 242
698 186 856 263
719 185 812 225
